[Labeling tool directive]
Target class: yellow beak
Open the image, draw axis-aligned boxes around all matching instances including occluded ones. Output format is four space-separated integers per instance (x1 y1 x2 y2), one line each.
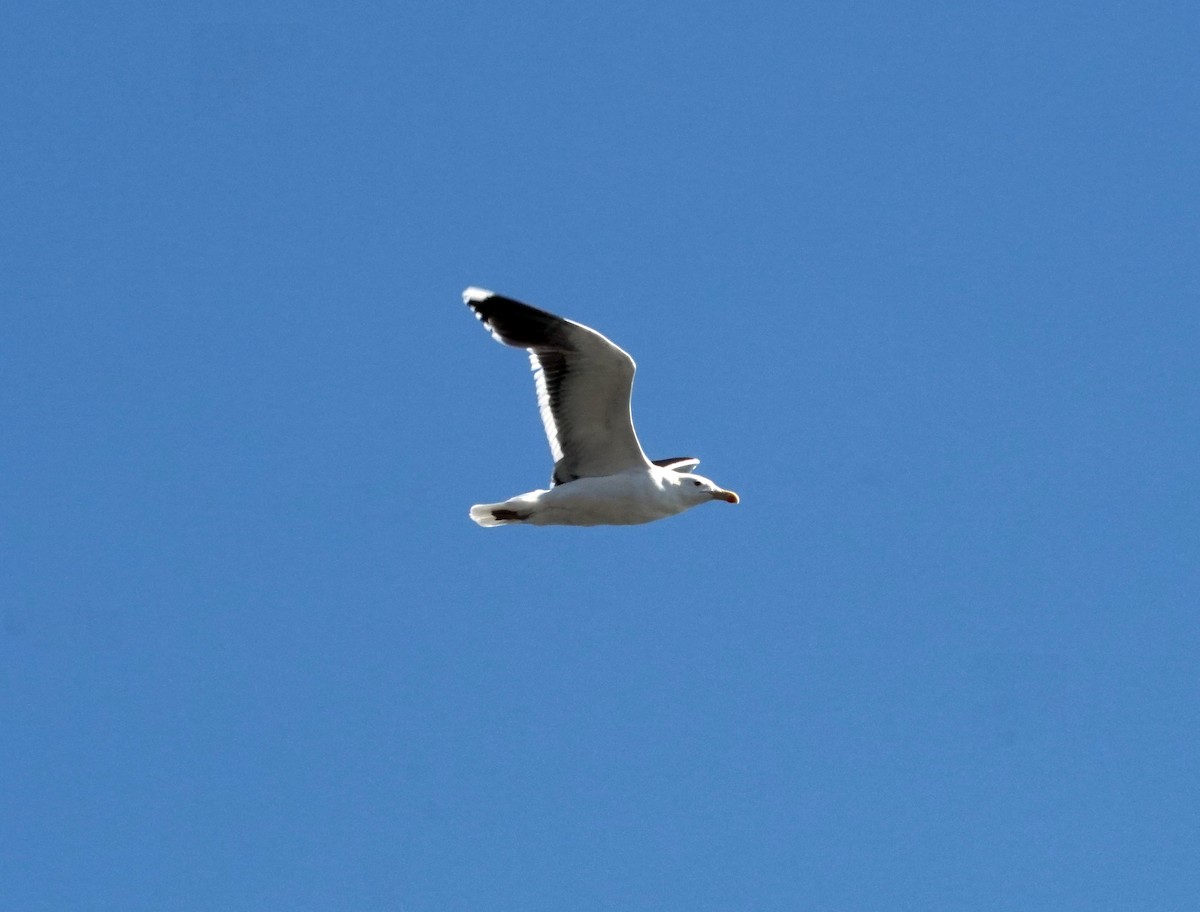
713 489 739 504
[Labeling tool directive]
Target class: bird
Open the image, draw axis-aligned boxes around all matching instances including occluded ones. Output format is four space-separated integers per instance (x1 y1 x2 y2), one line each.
463 287 739 527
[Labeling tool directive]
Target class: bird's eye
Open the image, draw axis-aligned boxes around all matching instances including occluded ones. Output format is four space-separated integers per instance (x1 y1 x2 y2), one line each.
692 480 702 486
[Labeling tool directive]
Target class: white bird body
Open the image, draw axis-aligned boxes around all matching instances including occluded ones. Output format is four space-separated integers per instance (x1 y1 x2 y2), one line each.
463 287 738 527
469 465 737 527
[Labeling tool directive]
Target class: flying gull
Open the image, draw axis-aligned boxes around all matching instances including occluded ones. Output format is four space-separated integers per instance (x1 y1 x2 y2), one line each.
463 287 739 526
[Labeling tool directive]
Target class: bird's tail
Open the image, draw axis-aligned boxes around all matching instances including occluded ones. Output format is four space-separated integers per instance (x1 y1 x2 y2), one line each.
469 501 533 527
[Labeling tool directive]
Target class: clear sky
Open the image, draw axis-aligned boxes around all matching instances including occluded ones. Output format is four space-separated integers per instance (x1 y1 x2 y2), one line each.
3 1 1198 910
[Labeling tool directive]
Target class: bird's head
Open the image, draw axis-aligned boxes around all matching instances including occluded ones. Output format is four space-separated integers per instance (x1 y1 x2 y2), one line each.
676 472 739 505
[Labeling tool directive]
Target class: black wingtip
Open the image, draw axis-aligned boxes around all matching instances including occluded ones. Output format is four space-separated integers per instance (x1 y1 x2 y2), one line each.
463 289 573 351
652 457 701 472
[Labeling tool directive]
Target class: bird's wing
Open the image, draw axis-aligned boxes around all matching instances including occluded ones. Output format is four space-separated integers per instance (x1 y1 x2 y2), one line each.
651 457 700 473
465 287 651 484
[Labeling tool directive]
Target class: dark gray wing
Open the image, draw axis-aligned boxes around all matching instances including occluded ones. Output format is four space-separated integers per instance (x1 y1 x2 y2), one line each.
464 287 651 483
651 457 700 473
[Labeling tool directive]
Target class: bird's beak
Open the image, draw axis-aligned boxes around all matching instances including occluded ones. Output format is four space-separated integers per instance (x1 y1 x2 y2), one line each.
713 489 739 504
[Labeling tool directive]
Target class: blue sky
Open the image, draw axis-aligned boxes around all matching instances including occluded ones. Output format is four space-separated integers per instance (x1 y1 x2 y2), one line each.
3 1 1197 909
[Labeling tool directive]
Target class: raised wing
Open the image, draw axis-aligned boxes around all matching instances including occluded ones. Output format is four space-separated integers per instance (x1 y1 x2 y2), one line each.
465 288 651 484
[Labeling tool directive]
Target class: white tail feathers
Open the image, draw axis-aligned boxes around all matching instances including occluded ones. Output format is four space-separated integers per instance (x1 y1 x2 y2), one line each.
469 502 529 527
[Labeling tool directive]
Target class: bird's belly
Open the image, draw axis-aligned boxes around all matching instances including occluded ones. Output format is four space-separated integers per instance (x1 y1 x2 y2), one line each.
528 476 677 526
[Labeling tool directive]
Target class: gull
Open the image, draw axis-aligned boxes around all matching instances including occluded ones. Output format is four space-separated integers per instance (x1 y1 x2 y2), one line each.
463 287 739 526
